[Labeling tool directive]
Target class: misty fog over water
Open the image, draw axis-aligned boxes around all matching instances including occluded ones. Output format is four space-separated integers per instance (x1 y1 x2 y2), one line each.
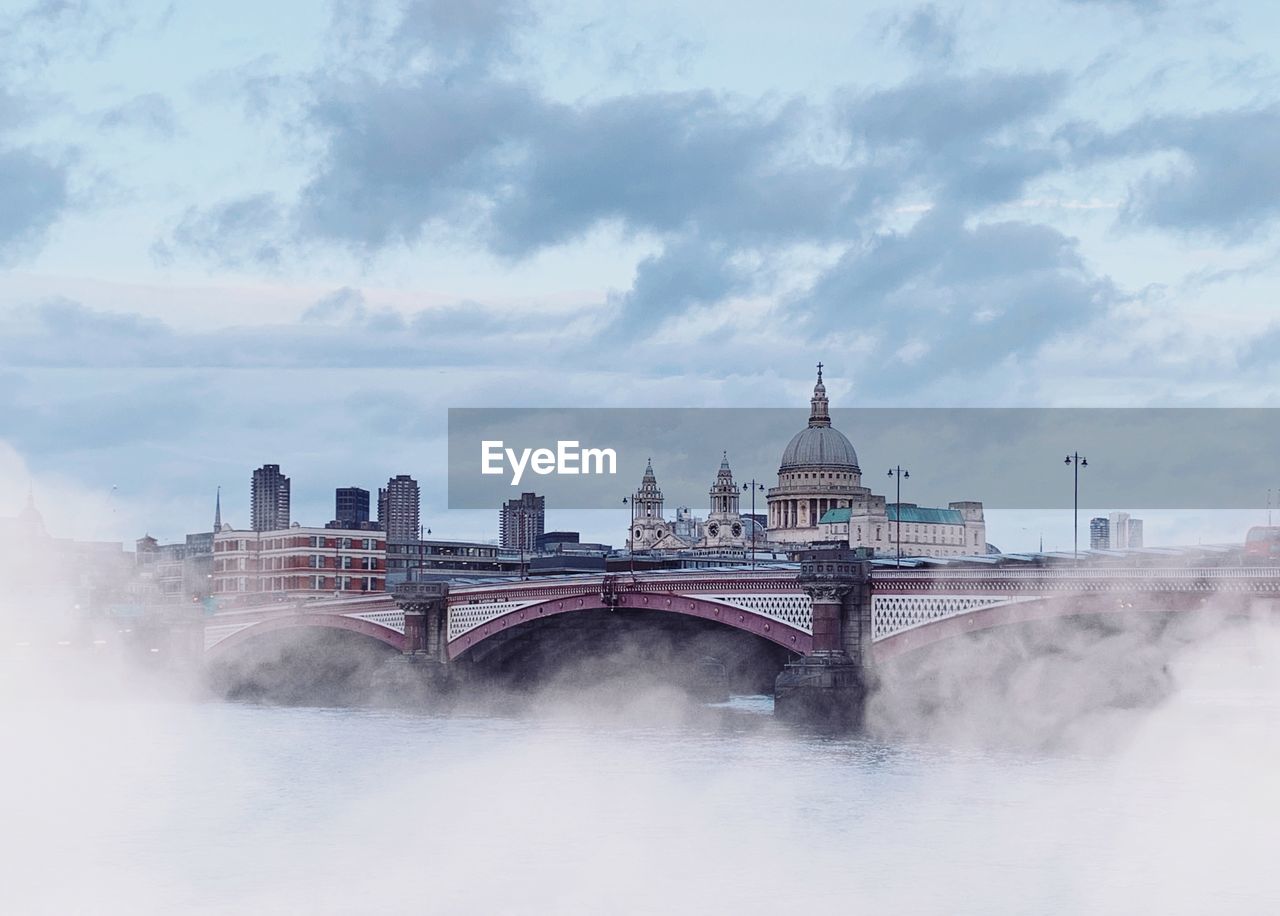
3 608 1278 915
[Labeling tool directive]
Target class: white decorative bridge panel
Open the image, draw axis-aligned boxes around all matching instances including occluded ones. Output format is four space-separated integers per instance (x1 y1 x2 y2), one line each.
348 609 405 633
702 594 813 634
872 594 1037 640
204 622 255 651
448 599 542 642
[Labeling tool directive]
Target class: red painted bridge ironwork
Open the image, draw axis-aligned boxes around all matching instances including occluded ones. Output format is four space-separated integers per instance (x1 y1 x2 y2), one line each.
202 565 1280 664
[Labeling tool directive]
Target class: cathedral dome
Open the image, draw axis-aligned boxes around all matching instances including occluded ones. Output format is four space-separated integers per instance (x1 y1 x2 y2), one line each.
777 364 860 472
779 425 859 471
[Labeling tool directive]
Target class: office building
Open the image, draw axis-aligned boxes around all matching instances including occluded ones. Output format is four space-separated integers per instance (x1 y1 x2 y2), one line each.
335 487 370 528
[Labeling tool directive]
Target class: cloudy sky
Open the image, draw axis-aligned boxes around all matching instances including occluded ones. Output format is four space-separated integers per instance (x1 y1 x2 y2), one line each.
0 0 1277 548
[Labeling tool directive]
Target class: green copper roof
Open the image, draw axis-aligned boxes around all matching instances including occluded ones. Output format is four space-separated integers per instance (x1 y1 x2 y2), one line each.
887 505 965 525
818 505 967 525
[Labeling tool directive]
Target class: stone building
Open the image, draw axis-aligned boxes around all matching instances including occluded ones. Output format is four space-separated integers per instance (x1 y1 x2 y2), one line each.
768 364 986 558
816 502 986 558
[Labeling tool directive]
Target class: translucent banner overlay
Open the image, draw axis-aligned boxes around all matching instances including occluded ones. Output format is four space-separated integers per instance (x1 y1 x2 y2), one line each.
447 408 1280 511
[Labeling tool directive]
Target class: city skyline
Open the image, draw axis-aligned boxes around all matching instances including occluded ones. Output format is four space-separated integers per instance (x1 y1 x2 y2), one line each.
3 1 1280 552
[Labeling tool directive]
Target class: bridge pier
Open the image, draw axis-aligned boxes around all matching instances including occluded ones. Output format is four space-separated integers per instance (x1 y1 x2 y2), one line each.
774 547 873 730
380 582 455 704
398 581 450 661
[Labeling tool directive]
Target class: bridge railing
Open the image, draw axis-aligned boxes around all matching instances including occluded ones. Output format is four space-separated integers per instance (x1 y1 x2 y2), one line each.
448 570 803 602
875 566 1280 581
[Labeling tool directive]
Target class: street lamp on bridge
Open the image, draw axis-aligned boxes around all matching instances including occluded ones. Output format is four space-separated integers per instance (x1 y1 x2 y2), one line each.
622 496 635 575
741 480 766 569
887 466 909 567
1065 452 1088 563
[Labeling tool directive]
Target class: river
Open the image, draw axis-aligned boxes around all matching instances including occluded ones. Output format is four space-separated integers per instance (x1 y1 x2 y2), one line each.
2 618 1278 914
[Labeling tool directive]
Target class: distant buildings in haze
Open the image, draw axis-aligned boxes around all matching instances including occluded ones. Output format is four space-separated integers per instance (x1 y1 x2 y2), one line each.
1090 516 1110 549
1089 513 1144 549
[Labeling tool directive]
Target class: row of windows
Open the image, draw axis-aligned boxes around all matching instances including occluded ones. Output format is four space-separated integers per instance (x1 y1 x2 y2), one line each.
388 559 514 571
779 471 857 483
829 526 983 547
390 545 497 558
213 575 385 593
216 536 383 553
214 556 384 572
309 536 380 550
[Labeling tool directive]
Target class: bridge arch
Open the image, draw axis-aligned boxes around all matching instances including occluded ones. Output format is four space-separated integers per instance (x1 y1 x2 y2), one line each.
206 612 407 662
447 590 813 661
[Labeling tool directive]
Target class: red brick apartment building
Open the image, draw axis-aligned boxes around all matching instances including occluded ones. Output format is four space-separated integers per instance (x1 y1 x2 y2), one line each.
213 526 386 603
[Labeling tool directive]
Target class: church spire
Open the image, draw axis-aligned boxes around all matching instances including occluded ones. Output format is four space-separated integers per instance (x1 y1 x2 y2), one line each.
809 361 831 427
214 486 222 532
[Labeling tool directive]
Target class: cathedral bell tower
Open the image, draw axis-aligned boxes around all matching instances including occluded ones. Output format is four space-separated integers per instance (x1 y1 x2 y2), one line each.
702 452 746 548
627 459 674 549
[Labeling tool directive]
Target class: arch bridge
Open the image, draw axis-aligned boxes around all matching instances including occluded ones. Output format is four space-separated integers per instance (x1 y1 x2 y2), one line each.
202 556 1280 725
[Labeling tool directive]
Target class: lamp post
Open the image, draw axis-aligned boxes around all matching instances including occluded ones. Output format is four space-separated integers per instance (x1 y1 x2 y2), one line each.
887 466 909 567
1064 453 1088 562
740 480 766 568
416 524 432 582
334 532 342 597
622 496 636 575
514 508 529 580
